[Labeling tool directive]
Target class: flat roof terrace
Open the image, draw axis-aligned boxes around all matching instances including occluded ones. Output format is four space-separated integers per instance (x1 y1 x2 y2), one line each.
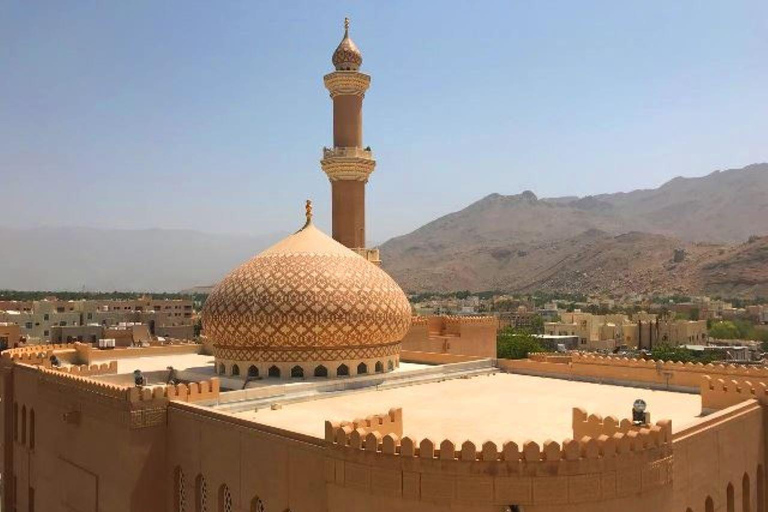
242 372 702 444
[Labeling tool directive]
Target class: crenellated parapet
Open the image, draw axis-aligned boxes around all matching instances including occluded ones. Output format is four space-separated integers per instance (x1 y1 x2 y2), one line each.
323 407 673 506
410 316 429 326
127 378 220 404
572 407 671 440
700 375 768 411
442 315 498 325
571 353 768 380
502 352 768 393
529 352 572 363
325 407 402 442
54 361 118 376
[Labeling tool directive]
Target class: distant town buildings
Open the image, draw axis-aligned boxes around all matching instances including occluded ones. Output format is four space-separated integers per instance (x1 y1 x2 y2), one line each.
0 297 195 348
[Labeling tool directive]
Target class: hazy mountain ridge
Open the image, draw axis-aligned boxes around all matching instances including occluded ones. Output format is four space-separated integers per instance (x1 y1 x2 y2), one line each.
381 163 768 296
2 164 766 295
0 226 283 292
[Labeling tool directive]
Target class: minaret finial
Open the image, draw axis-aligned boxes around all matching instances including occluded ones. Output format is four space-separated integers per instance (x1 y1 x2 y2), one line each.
344 17 350 35
305 199 313 225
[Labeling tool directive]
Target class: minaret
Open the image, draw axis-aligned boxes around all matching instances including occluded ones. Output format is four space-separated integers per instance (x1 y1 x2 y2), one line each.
321 18 379 263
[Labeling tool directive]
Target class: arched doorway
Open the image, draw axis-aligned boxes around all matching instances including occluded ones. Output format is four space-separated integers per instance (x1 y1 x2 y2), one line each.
314 365 328 377
729 483 736 512
375 361 383 373
248 365 259 378
291 365 304 378
268 365 280 378
758 465 765 512
357 362 367 374
231 364 240 376
706 496 715 512
744 472 752 512
337 364 349 376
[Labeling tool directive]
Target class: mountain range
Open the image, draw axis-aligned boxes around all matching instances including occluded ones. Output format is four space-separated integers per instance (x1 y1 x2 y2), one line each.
379 163 768 297
1 163 767 297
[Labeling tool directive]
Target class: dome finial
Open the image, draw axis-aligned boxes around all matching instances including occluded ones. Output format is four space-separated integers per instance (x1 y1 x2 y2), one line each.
305 199 313 225
344 17 350 35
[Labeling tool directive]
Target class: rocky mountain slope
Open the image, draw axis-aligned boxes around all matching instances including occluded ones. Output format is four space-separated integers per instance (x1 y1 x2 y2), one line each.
381 164 768 296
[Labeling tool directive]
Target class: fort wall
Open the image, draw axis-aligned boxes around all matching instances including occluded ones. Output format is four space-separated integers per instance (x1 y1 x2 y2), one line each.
500 353 768 392
700 376 768 411
401 315 497 358
323 407 674 510
73 340 201 364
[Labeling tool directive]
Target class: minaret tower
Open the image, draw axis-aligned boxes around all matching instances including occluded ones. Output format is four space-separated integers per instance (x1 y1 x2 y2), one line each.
321 18 379 263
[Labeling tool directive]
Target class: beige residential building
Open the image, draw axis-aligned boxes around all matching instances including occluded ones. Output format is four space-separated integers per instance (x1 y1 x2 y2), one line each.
546 311 708 350
0 297 194 343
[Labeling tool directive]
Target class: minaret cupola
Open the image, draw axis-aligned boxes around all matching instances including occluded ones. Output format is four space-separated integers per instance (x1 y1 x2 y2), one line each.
332 18 362 71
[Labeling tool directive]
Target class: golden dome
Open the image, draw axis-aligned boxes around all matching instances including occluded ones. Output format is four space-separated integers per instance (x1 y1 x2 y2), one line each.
332 17 362 71
201 205 411 368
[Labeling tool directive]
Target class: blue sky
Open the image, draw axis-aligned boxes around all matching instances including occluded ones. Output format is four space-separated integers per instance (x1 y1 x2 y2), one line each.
2 1 767 242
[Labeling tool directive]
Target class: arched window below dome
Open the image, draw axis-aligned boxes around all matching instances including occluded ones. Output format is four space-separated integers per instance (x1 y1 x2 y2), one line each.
195 474 207 512
218 484 232 512
357 362 367 375
268 366 280 378
314 365 328 377
248 365 259 378
174 466 186 512
375 361 383 373
743 472 751 512
387 360 394 371
250 497 265 512
231 364 240 377
337 364 349 376
291 366 304 378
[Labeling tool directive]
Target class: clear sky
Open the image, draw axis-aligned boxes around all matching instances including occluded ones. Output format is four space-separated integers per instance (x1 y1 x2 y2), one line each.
2 1 767 242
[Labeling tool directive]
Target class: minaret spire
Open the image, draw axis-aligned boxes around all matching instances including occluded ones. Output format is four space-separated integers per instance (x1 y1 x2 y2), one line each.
321 19 379 264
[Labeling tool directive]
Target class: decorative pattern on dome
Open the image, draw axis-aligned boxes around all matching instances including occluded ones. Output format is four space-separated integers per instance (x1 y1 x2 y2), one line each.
332 17 362 71
203 252 412 355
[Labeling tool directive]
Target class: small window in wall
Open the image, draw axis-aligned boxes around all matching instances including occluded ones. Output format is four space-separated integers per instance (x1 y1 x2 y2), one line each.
218 363 226 375
290 365 304 378
29 486 35 512
13 403 18 441
337 364 349 376
248 365 258 378
387 360 394 371
375 361 383 373
314 365 328 378
357 362 367 375
231 364 240 377
29 409 35 450
268 366 280 378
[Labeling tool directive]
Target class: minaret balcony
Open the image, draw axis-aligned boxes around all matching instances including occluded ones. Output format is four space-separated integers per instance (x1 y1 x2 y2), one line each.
320 147 376 182
323 71 371 98
322 147 373 160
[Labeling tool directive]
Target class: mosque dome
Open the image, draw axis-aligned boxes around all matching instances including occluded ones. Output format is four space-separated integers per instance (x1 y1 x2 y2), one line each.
331 17 362 71
201 202 411 379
